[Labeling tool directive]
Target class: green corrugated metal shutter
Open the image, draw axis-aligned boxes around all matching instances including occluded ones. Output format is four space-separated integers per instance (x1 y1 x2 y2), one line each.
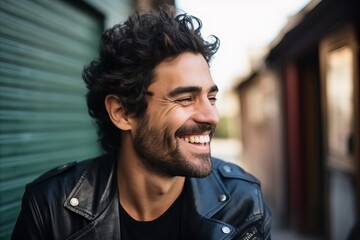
0 0 103 238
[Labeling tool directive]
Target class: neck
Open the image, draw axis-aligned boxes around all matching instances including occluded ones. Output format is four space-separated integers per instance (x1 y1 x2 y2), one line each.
116 137 185 221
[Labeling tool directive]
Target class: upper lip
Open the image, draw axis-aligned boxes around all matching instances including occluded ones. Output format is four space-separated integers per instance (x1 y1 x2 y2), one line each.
175 124 216 138
178 130 212 138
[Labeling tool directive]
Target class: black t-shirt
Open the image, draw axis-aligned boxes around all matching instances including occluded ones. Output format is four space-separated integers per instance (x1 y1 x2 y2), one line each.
119 192 184 240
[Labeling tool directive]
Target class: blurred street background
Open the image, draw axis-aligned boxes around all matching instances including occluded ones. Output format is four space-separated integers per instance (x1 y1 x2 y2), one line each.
1 0 359 239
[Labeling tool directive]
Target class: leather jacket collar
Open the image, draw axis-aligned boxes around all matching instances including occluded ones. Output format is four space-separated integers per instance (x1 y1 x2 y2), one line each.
64 154 118 222
62 154 264 239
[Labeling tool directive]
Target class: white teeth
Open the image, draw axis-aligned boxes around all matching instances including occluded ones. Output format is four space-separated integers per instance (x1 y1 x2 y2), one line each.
180 135 210 144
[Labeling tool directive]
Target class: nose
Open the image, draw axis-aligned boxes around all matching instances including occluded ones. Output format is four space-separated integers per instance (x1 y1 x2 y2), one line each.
193 98 220 125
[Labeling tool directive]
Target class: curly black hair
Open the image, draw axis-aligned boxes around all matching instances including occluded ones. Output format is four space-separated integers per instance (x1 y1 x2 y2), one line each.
82 5 220 152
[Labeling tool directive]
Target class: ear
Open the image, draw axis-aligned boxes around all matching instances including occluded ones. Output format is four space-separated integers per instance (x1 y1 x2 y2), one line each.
105 95 133 131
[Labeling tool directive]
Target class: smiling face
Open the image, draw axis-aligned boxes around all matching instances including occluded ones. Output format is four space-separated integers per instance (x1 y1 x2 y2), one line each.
132 52 220 178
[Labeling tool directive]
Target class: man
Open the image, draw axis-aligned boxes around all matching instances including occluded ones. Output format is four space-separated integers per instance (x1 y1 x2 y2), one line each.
12 5 271 240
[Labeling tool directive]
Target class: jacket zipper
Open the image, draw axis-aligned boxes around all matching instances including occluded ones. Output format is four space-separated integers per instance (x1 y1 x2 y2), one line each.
231 215 263 240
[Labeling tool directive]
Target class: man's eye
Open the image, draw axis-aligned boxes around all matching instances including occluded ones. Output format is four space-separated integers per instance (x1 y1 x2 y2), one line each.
176 97 193 104
208 96 217 104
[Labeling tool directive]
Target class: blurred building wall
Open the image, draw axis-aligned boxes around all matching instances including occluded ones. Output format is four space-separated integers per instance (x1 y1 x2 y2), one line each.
0 2 106 238
236 69 286 227
235 0 360 239
84 0 133 27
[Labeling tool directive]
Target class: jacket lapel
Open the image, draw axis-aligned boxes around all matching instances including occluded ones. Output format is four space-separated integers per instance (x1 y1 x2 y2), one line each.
190 168 230 217
66 197 121 240
183 164 237 239
64 154 121 239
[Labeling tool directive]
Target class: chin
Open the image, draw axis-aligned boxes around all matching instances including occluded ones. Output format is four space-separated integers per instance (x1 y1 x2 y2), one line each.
183 156 212 178
190 169 212 178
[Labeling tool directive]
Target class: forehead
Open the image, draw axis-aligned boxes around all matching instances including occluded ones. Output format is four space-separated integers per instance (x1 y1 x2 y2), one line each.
148 52 215 93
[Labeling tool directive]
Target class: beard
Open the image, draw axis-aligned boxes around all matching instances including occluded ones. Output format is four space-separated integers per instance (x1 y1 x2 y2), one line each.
133 114 216 178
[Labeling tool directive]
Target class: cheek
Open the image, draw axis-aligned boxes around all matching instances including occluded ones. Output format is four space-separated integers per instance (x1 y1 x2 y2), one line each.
168 108 193 136
157 108 190 134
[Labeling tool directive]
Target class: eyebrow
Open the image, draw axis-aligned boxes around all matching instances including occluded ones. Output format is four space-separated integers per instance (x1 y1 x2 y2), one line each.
168 85 219 98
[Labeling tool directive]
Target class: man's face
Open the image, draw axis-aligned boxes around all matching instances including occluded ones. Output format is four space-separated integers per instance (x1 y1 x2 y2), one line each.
132 52 220 178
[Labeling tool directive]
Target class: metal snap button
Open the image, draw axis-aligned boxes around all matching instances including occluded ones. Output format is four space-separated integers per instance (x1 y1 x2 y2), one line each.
218 194 227 202
222 226 231 234
223 165 232 173
70 197 79 207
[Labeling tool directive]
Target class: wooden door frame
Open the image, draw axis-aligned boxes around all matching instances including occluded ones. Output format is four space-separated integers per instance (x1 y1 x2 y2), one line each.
319 24 359 239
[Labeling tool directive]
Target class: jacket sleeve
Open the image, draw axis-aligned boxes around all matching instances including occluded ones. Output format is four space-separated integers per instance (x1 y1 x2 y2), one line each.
233 203 272 240
11 189 47 240
263 203 272 240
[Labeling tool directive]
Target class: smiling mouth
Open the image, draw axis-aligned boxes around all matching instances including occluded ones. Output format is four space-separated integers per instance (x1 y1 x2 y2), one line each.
179 134 210 144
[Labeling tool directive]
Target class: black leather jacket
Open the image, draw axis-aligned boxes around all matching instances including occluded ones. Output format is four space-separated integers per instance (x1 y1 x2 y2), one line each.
12 154 271 240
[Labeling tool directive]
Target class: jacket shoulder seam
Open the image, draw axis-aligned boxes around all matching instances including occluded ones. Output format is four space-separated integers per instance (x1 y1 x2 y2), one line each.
26 161 78 189
213 158 260 184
